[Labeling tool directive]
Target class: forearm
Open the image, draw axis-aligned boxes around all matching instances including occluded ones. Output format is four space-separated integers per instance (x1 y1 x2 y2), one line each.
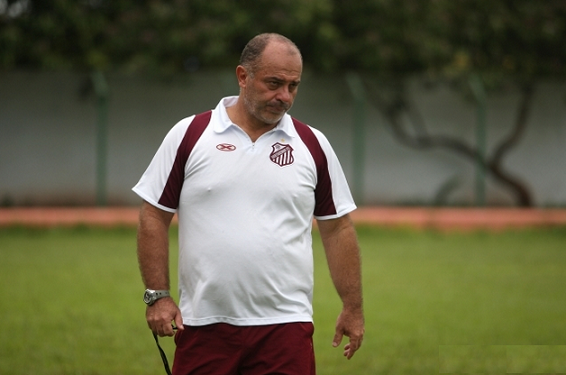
318 215 363 311
137 201 174 290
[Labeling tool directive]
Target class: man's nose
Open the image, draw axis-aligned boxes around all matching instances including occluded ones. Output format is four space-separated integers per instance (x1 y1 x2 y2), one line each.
276 86 293 103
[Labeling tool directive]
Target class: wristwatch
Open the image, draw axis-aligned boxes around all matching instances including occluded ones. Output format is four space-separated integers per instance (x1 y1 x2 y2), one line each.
143 289 170 306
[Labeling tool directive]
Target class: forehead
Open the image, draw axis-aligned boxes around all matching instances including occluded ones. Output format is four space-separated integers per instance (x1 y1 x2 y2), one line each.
255 41 302 80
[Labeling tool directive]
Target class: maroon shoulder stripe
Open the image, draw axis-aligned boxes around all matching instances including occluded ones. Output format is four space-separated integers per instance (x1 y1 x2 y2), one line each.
158 111 212 209
292 118 337 217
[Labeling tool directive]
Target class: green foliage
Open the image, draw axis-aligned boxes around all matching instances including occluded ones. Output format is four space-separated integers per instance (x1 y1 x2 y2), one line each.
331 0 566 80
1 225 566 374
0 0 335 74
1 0 565 79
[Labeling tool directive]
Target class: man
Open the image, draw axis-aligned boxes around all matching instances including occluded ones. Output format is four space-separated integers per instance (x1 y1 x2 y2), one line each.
134 33 364 374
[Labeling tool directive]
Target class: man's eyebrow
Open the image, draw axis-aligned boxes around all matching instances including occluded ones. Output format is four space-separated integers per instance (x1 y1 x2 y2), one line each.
266 76 301 84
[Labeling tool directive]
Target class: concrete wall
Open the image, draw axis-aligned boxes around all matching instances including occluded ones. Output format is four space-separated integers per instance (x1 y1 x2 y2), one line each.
1 71 565 206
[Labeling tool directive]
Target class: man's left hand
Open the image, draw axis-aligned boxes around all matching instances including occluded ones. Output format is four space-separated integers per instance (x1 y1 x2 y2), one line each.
332 307 365 359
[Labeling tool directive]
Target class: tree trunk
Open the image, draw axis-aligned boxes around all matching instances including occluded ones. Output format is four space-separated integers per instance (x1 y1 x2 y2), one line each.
363 79 534 207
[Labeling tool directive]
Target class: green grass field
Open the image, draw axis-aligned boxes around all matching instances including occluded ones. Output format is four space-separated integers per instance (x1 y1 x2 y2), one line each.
1 225 565 374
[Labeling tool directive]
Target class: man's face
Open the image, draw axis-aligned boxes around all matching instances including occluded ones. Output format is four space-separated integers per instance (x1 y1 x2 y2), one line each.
240 42 302 126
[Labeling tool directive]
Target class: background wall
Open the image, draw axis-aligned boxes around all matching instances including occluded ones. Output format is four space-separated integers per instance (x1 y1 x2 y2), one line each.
1 71 565 207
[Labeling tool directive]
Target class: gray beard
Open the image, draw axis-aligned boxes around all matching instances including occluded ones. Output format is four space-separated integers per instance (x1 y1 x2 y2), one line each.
243 95 285 125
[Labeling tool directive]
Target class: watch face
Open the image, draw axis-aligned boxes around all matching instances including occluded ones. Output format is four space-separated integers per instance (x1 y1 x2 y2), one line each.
143 290 154 304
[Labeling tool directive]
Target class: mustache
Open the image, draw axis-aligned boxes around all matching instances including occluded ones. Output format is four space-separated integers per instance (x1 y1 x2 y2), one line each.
267 100 291 111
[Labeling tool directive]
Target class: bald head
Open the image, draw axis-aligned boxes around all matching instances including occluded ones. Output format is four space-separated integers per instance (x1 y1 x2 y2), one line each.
240 33 302 76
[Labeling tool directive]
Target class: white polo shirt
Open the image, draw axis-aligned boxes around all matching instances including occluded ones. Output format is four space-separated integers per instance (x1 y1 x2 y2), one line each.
133 96 356 326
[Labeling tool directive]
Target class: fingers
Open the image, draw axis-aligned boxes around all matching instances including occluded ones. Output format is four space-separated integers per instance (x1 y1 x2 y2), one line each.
343 337 363 359
332 331 343 348
333 309 364 360
174 311 185 332
147 316 176 336
163 323 176 337
333 328 363 359
146 298 182 337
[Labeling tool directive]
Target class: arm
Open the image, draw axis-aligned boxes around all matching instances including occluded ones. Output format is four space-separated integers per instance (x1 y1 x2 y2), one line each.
137 201 183 336
317 214 364 359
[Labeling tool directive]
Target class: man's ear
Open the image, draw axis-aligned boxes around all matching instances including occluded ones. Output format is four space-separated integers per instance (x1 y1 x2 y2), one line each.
235 65 248 89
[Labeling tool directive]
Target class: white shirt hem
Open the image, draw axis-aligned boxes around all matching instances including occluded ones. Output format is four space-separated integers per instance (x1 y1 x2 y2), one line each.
182 314 313 327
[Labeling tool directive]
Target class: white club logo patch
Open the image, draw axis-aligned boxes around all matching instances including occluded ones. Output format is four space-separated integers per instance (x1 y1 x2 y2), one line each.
269 142 294 167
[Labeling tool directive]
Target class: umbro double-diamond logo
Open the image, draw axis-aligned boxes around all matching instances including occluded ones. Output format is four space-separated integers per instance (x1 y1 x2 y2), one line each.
216 143 236 151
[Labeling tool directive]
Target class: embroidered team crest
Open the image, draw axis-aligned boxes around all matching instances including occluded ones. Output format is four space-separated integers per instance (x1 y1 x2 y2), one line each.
269 142 294 167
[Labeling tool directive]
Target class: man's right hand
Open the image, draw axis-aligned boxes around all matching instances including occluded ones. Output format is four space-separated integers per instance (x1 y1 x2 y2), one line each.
146 297 184 337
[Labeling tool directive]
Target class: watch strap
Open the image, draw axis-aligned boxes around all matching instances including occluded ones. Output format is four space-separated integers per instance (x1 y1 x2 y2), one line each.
144 289 171 305
152 290 170 299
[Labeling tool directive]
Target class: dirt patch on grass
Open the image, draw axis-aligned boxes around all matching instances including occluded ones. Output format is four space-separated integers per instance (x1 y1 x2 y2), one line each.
2 207 566 231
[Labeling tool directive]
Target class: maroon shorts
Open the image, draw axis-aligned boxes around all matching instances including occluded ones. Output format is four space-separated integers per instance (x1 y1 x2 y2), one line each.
172 322 316 375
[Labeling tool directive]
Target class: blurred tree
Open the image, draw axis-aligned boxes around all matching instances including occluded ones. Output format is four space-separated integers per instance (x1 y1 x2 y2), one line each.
0 0 335 74
2 0 565 205
328 0 566 206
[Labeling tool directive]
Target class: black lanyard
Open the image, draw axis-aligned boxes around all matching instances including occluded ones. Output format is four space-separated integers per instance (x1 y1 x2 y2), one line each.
153 332 173 375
